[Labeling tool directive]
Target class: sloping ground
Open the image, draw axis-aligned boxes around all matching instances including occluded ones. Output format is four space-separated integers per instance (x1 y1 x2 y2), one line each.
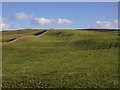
2 30 119 88
2 29 44 43
33 30 47 36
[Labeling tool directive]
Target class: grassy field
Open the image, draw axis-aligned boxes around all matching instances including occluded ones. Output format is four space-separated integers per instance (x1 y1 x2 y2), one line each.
2 29 119 88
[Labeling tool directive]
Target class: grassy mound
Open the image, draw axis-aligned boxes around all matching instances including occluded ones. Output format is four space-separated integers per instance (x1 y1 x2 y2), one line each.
2 29 119 88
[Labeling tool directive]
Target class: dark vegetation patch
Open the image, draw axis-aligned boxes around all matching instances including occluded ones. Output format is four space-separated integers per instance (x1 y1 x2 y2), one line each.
6 38 17 42
57 32 62 36
74 39 119 50
47 31 62 36
61 33 74 37
77 29 120 32
33 30 47 36
117 33 120 36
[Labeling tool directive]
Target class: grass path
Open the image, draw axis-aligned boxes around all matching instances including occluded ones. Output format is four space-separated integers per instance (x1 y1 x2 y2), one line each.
2 30 48 45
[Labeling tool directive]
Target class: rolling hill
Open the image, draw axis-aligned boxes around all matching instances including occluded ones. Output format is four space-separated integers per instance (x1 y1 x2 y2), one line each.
2 29 119 88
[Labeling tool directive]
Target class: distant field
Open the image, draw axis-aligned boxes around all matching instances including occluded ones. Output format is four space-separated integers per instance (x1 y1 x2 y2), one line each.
2 29 119 88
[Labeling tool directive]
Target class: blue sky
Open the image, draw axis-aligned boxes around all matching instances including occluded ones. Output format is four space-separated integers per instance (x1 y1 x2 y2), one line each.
2 0 120 2
1 2 118 30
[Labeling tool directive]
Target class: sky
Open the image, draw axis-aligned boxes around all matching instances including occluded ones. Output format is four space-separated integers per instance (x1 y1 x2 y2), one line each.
2 0 120 2
1 2 118 30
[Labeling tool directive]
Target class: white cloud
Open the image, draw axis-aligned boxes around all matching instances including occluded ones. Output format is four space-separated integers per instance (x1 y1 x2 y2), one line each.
0 17 10 30
32 17 73 26
0 23 25 30
91 20 118 29
0 16 32 30
58 18 72 24
114 19 118 23
33 17 55 25
0 23 10 30
14 12 32 20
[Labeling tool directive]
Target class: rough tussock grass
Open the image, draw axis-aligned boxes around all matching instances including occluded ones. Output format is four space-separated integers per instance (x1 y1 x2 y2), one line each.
2 29 119 88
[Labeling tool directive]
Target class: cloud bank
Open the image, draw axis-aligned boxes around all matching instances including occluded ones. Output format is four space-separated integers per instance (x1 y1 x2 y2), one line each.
1 12 118 30
0 17 10 30
14 12 32 20
0 23 10 30
91 20 118 29
32 17 73 26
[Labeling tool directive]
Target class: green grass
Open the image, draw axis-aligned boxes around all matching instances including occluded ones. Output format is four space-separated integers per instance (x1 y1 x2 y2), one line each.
2 29 119 88
2 29 43 42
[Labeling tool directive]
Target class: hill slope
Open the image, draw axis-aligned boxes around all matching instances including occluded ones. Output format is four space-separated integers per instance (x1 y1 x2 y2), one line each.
2 29 119 88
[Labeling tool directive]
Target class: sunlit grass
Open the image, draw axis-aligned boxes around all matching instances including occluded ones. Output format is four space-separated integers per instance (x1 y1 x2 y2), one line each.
2 29 119 88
